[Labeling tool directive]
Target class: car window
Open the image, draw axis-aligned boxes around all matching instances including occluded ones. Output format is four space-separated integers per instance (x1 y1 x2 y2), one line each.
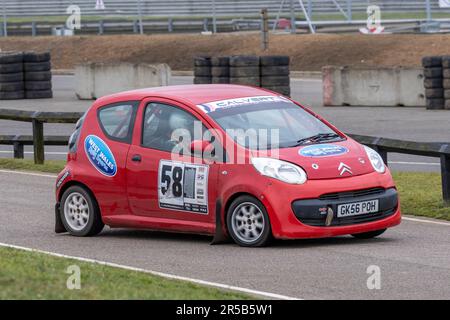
142 102 206 153
98 102 138 143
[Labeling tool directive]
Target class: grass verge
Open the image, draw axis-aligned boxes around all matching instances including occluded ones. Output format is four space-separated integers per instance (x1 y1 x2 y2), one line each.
0 246 252 300
0 159 448 220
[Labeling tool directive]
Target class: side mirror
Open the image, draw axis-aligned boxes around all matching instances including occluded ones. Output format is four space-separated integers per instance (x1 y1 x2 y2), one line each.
190 140 215 157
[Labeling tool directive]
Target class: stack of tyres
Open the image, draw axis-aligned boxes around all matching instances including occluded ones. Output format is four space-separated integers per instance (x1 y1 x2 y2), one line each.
260 56 290 97
443 56 450 110
23 52 53 99
229 56 260 86
0 52 24 100
211 57 230 84
194 57 212 84
422 56 444 110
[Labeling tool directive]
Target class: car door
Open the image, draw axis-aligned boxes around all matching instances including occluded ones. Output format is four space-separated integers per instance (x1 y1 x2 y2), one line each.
126 97 220 227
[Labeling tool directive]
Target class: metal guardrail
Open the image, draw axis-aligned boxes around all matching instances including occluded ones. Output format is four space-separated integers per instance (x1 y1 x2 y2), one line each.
0 109 448 203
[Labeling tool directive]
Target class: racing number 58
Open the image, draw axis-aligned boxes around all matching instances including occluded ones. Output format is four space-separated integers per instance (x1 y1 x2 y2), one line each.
160 164 183 197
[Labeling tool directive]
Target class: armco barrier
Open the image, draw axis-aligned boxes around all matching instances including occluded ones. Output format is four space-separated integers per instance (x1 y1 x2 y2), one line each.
323 66 426 107
0 109 448 204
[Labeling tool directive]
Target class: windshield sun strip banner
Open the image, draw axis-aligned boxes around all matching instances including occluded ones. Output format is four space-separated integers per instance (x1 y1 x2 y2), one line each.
197 96 292 114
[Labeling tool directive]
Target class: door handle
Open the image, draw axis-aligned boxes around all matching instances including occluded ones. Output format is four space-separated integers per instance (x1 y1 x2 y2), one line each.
131 154 142 162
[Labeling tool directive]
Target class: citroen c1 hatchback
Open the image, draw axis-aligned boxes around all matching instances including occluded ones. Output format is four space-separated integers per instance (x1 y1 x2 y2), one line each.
55 85 401 247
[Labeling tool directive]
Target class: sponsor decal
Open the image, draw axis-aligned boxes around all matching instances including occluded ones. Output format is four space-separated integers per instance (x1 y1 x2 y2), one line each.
299 144 348 158
56 170 70 189
158 160 209 214
84 135 117 177
197 95 291 113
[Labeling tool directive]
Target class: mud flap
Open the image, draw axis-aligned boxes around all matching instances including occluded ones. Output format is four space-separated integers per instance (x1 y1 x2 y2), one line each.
55 203 67 234
210 200 231 245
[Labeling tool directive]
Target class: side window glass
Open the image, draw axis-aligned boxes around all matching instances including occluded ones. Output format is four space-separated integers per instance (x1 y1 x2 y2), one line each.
142 102 205 153
98 102 137 143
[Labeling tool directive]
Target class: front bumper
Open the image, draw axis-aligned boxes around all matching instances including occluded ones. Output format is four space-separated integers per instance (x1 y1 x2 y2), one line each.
292 187 398 227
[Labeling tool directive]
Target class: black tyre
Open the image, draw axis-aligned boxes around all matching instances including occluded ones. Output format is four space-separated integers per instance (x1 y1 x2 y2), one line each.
425 88 444 99
351 229 386 239
193 76 212 84
194 66 212 77
229 55 260 67
60 185 104 237
0 81 24 92
194 56 211 67
226 195 272 247
444 69 450 79
422 56 442 68
23 51 51 63
230 77 261 86
211 66 230 77
0 52 23 64
0 91 24 100
444 79 450 89
444 90 450 99
262 85 291 97
212 77 230 84
426 98 445 110
261 65 290 76
0 72 23 82
24 71 52 81
261 76 290 87
25 81 52 91
423 67 443 78
441 56 450 68
211 56 230 66
0 63 23 74
424 78 443 89
260 55 290 66
229 66 260 77
25 90 53 99
24 61 51 72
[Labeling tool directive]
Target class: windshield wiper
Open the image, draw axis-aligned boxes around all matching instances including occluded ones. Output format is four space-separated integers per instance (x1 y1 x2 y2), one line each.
294 133 341 146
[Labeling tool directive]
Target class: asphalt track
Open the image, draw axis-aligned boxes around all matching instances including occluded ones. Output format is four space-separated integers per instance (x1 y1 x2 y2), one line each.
0 169 450 299
0 75 447 172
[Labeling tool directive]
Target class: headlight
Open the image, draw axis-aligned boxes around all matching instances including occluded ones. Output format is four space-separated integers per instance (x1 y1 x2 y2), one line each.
251 157 307 184
364 146 386 173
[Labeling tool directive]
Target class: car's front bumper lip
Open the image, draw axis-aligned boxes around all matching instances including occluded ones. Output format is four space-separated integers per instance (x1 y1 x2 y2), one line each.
292 187 398 227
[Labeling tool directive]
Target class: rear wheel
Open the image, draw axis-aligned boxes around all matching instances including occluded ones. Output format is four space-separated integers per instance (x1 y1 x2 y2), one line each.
227 195 272 247
351 229 386 239
60 185 104 236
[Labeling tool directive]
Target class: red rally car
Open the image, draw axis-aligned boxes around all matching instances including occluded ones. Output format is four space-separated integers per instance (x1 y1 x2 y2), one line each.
55 84 401 247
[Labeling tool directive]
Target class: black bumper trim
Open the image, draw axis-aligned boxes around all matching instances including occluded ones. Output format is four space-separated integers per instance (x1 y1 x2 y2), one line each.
292 188 398 227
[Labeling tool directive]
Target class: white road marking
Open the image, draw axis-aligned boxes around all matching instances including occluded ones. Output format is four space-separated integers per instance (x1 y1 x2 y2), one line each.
403 216 450 226
0 169 57 178
389 161 440 166
0 151 67 155
0 242 300 300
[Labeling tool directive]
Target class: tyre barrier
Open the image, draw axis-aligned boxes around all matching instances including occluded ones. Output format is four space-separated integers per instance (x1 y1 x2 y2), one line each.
0 51 52 100
0 52 24 100
193 55 291 97
23 51 53 99
443 56 450 110
193 56 212 85
422 56 444 110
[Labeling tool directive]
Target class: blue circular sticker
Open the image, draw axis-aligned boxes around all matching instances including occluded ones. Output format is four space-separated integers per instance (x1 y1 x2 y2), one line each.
299 144 348 158
84 135 117 177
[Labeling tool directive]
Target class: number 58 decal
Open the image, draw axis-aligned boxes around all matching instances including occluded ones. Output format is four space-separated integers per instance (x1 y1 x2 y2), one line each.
158 160 209 214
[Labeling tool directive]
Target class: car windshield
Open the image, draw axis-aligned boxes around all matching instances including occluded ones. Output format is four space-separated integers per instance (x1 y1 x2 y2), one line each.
200 97 341 150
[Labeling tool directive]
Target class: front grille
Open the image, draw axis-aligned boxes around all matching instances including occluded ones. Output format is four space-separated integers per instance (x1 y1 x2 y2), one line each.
319 188 385 201
300 208 397 227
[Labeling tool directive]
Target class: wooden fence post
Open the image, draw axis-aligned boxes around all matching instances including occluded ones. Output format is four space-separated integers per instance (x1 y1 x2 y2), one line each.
441 154 450 204
32 119 44 164
13 142 24 159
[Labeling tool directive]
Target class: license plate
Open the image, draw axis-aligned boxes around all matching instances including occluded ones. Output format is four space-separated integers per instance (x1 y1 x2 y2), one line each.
337 200 379 218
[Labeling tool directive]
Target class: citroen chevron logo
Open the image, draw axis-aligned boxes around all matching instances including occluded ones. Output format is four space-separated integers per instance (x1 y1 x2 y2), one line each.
338 162 352 176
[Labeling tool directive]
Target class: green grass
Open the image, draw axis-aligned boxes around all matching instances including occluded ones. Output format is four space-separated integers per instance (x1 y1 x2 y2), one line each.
392 172 450 221
0 158 65 174
0 246 252 300
0 159 449 220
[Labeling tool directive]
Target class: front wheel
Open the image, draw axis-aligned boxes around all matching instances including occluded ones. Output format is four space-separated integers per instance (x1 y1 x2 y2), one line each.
351 229 386 239
60 185 104 237
226 195 272 247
